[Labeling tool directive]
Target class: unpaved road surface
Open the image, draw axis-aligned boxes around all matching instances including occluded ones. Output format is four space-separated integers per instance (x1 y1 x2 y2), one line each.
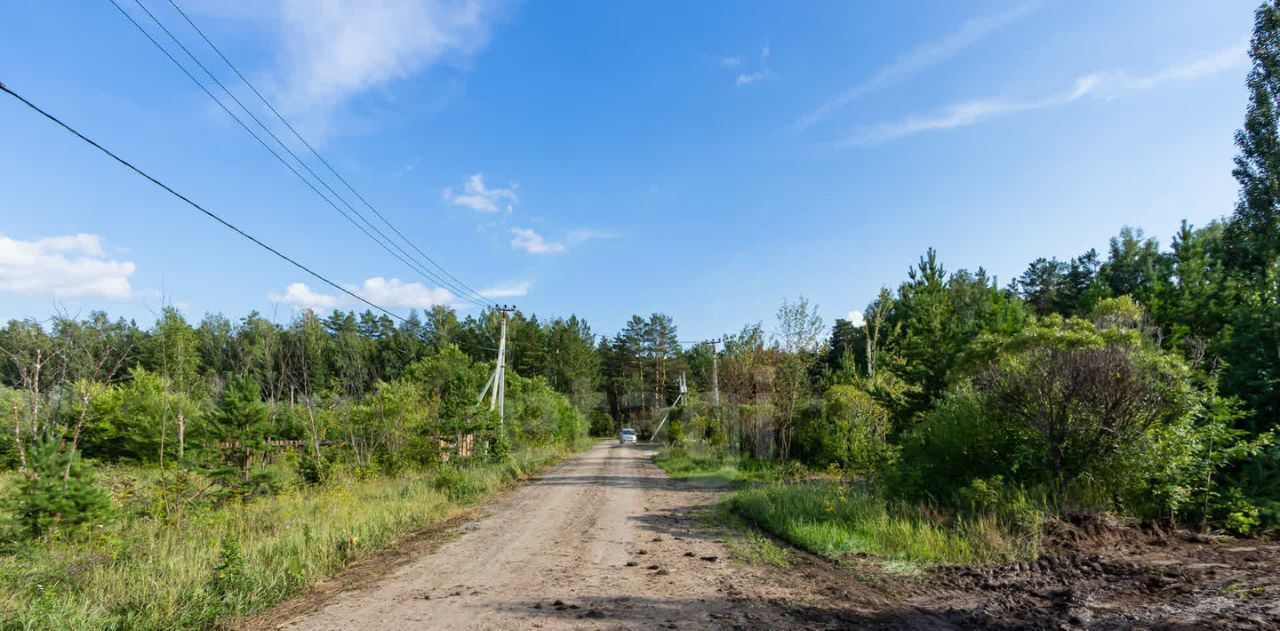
253 442 1280 630
274 441 853 630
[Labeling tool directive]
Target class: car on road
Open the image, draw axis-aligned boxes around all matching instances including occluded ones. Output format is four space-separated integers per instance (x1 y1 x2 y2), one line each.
619 427 638 444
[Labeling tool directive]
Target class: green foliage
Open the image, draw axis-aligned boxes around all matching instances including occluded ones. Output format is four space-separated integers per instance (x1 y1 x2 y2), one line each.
5 441 110 539
295 452 331 486
0 444 568 630
208 533 248 599
729 482 1037 568
209 376 275 500
791 384 894 474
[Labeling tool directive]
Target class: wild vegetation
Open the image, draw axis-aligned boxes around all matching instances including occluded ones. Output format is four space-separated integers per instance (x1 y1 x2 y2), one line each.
5 2 1280 628
0 307 593 629
648 2 1280 568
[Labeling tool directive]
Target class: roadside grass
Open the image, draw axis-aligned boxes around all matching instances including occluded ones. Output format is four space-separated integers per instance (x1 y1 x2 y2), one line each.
652 446 778 485
729 482 1041 572
0 444 570 631
656 446 1038 572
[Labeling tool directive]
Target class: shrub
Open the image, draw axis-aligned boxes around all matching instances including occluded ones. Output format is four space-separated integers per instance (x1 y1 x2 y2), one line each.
6 441 111 538
295 452 332 486
792 385 894 474
208 533 248 600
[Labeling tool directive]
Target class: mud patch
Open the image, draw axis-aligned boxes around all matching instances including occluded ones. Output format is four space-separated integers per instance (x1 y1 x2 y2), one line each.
899 516 1280 629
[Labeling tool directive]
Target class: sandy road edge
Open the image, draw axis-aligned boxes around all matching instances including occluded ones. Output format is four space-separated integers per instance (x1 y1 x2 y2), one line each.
229 443 595 631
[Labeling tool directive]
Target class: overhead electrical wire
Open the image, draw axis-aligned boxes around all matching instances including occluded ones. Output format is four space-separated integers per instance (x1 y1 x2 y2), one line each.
163 0 494 309
108 0 494 310
0 82 406 322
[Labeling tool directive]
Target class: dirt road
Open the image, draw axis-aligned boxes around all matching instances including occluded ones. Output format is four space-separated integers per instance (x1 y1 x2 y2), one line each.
277 441 841 630
249 441 1280 629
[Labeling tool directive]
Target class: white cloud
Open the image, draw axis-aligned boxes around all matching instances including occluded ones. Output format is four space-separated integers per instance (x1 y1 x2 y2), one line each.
268 281 342 310
355 276 455 307
0 233 135 299
269 276 457 312
736 70 771 86
845 41 1245 146
507 227 615 254
1113 41 1247 92
792 2 1040 132
510 227 565 254
847 310 866 328
442 173 518 213
479 281 530 298
721 56 741 67
272 0 505 111
847 75 1099 145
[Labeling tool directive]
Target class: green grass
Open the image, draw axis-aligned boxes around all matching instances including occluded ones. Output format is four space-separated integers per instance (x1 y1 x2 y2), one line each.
728 482 1040 572
652 446 778 485
0 445 570 631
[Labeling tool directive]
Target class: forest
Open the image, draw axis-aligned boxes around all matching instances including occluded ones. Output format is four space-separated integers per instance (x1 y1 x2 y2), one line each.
3 3 1280 630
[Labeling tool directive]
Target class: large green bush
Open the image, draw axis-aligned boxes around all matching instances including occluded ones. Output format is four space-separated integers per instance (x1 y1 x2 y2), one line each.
893 306 1232 521
791 384 894 474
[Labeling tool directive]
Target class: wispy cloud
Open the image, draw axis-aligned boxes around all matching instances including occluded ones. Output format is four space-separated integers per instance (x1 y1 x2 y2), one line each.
0 233 135 299
565 228 619 244
269 276 458 312
271 0 506 112
792 2 1040 132
443 173 518 213
509 227 615 255
1110 41 1247 91
736 70 771 86
479 281 530 298
732 42 773 87
721 56 741 67
844 41 1247 146
847 75 1100 146
510 227 565 254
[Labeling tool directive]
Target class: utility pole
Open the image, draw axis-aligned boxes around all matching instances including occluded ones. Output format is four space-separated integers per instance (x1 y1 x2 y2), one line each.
649 372 686 442
707 338 721 415
707 338 722 443
478 305 515 428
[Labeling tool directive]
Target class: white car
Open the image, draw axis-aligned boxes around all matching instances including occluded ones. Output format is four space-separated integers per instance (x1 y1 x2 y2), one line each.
619 428 638 444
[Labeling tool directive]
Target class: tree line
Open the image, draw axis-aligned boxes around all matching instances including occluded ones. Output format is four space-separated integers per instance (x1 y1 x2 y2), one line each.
5 0 1280 540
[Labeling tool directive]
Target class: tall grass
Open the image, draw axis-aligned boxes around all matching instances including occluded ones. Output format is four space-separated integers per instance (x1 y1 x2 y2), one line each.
652 446 778 484
729 482 1041 570
0 445 568 631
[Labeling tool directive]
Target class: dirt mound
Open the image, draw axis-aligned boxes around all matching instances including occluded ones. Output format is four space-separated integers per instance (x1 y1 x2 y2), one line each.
912 517 1280 629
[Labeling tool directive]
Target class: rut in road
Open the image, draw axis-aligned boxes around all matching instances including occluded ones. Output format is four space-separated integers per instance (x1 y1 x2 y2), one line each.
274 441 843 630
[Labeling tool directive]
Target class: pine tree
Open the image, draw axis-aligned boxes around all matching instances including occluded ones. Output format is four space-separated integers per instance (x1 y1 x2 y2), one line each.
1230 0 1280 274
6 440 109 538
210 376 273 499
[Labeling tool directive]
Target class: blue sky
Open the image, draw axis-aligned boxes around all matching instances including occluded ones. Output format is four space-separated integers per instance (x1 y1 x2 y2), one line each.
0 0 1255 340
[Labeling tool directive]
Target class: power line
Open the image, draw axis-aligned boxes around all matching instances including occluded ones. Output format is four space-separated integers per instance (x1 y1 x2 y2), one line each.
0 81 406 322
116 0 492 310
163 0 494 308
131 0 491 310
108 0 493 309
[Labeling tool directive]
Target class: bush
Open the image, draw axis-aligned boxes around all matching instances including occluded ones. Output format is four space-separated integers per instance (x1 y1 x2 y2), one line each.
6 441 111 538
792 385 894 474
295 452 332 486
893 386 1037 502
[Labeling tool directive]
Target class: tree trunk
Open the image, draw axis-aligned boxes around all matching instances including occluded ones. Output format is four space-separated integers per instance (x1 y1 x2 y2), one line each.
12 400 27 474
